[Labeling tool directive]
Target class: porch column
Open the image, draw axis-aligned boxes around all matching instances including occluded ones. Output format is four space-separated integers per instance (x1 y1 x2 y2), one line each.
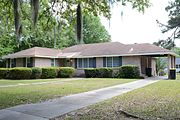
168 55 171 79
168 55 176 79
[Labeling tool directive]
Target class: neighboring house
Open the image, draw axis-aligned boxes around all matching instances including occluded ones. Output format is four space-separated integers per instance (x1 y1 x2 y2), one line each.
176 57 180 73
2 42 176 77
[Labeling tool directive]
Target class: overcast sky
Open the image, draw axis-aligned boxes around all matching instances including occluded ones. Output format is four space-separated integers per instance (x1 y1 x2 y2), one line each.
101 0 180 47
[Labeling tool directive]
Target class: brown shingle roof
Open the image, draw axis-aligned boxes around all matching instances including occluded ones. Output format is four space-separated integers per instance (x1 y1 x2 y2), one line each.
2 42 176 59
62 42 175 57
2 47 61 59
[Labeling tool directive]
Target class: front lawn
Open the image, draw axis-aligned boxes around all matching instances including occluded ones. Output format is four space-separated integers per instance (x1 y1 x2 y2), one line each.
0 79 67 86
0 78 135 109
58 78 180 119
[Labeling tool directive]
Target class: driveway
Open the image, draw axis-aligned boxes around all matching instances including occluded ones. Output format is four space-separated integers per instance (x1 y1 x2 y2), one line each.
0 77 163 120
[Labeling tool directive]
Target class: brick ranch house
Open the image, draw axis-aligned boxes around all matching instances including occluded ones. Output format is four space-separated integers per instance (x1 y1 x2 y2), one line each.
2 42 176 77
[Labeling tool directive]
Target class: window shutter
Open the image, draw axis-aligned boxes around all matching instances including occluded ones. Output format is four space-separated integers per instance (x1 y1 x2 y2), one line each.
93 58 96 68
8 59 10 68
103 57 106 67
14 59 16 67
75 58 77 68
30 57 33 67
119 56 122 66
23 58 26 67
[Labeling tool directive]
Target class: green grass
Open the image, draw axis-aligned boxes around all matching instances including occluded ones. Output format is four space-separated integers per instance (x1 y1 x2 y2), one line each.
0 78 135 109
176 73 180 80
59 76 180 120
0 79 68 86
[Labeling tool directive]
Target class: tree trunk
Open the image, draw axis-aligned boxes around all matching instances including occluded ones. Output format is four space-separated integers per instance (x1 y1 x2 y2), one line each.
31 0 39 28
76 3 83 44
13 0 22 43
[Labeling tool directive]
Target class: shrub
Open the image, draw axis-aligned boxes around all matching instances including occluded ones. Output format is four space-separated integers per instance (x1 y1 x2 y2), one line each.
118 65 140 78
58 67 75 78
8 67 32 79
31 67 42 79
97 68 113 78
84 68 97 78
41 67 58 79
0 68 9 79
84 68 113 78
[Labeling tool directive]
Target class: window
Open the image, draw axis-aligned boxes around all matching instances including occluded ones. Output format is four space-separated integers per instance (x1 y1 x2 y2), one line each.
176 65 179 68
51 59 55 67
176 64 180 69
89 58 94 68
77 58 96 68
27 58 33 67
11 59 16 68
78 58 83 68
103 57 122 67
107 57 112 67
113 57 121 67
84 58 88 68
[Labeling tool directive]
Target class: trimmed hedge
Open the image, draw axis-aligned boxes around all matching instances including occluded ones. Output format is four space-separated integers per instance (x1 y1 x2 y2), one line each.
84 68 97 78
8 67 32 79
0 67 76 79
118 65 140 78
31 67 42 79
84 68 113 78
58 67 75 78
0 68 9 79
97 68 113 78
84 65 140 79
41 67 58 79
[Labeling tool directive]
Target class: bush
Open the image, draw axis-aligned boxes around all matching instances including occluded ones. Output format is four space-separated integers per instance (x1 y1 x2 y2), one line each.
58 67 75 78
84 68 97 78
31 67 42 79
84 68 113 78
118 65 140 78
0 68 9 79
41 67 58 79
97 68 113 78
8 67 32 79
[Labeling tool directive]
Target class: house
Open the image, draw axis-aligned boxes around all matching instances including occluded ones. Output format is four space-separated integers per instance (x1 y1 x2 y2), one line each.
2 42 176 77
176 57 180 73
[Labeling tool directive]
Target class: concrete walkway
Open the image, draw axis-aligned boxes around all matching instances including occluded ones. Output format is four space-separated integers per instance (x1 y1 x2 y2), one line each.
0 77 162 120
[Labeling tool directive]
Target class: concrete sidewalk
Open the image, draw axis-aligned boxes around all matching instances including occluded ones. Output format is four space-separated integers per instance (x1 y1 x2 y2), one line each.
0 77 162 120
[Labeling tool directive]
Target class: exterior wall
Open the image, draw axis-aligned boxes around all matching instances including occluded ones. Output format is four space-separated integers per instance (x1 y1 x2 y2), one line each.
122 56 142 74
96 57 103 68
151 58 157 76
34 58 51 67
16 58 24 67
74 56 143 76
75 69 85 77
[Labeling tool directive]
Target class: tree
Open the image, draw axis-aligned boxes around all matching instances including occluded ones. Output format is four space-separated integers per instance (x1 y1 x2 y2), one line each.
172 47 180 57
83 15 111 44
0 0 150 53
153 39 175 50
156 0 180 46
1 0 150 40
